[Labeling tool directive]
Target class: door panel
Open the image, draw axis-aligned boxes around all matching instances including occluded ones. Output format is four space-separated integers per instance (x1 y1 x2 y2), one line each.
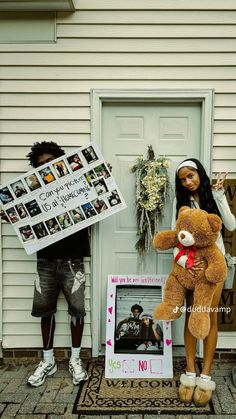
100 102 201 344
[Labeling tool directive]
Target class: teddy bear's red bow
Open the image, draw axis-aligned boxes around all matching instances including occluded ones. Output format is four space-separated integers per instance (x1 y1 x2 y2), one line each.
175 243 196 269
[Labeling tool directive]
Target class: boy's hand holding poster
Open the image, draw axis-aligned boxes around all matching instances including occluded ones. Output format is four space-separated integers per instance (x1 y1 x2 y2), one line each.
0 143 126 255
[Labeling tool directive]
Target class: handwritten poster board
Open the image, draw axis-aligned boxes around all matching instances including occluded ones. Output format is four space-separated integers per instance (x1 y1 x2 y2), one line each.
105 275 173 379
0 143 126 255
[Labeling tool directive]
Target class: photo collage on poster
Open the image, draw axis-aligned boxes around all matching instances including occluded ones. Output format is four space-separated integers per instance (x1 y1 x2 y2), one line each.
0 143 126 254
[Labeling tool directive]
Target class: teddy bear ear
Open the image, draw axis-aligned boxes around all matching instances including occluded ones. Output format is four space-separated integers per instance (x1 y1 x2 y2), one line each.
179 206 190 214
207 213 222 233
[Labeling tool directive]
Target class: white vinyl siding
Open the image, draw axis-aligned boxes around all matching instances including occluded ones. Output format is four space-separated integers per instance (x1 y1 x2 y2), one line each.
0 0 236 350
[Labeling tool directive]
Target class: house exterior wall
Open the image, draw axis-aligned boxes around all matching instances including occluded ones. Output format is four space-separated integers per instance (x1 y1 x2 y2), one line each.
0 0 236 350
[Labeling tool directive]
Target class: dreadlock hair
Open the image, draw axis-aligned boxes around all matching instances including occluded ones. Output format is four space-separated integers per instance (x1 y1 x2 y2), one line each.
26 141 65 168
131 304 143 314
175 158 220 218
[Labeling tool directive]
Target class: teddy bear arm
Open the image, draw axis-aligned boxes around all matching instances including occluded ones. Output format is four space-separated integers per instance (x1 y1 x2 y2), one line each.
192 281 216 308
153 230 178 250
204 247 227 284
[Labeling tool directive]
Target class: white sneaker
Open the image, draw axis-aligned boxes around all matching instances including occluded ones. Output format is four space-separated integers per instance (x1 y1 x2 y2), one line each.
27 360 57 387
69 358 89 385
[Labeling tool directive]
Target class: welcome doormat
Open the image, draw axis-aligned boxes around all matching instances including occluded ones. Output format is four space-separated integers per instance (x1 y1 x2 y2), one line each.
73 359 214 415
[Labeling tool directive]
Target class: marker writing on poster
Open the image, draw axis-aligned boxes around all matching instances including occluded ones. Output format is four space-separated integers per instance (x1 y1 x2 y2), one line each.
58 186 90 204
108 359 121 373
41 202 51 212
38 175 90 213
111 275 166 285
39 175 89 201
139 360 148 372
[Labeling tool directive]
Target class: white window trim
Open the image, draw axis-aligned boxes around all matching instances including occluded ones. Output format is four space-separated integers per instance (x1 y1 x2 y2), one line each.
90 89 214 357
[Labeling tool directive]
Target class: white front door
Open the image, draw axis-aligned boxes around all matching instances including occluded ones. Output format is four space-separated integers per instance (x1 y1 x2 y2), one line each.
97 101 201 348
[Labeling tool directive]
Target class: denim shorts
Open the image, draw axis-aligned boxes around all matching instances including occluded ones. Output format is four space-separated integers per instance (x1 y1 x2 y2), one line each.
32 258 86 319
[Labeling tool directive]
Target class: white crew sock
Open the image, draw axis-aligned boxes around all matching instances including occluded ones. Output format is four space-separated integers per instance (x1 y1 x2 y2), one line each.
200 373 211 381
43 348 54 364
70 346 81 361
186 371 196 377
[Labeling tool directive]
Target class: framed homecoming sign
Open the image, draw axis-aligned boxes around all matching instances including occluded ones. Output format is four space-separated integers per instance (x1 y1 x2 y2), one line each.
105 275 173 379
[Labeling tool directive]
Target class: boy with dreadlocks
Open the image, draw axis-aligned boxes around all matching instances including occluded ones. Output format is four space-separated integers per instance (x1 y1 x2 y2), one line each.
25 141 90 387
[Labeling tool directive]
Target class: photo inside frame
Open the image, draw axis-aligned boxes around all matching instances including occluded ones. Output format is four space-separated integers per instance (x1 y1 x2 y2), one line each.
114 285 164 355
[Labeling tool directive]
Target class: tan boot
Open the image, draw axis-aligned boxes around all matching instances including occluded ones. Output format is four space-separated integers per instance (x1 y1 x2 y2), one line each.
178 373 196 403
193 377 216 406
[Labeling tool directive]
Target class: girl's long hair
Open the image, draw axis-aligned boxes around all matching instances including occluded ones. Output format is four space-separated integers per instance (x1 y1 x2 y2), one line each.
140 319 155 339
175 158 220 218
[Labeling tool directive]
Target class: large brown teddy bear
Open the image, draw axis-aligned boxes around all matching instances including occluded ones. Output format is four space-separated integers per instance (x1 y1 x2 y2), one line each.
153 206 227 340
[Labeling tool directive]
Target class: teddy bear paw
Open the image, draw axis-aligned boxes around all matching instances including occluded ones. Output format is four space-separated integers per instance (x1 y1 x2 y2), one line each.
188 312 210 340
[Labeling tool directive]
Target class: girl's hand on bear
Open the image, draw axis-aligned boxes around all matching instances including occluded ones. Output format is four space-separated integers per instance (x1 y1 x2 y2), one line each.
188 257 204 275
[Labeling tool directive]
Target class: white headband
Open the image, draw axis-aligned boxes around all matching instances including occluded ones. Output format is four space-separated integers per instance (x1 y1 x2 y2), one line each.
177 160 198 173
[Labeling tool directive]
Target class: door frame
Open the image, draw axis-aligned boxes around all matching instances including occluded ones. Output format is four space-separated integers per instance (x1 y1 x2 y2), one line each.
90 89 214 357
0 222 2 358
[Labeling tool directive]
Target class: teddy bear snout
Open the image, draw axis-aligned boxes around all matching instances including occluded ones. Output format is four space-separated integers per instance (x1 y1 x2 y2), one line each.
178 230 195 246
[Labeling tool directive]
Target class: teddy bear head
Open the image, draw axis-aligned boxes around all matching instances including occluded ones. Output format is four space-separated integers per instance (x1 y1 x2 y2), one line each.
176 206 222 248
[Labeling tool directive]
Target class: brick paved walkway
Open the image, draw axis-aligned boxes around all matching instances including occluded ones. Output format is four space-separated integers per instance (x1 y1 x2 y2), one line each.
0 359 236 418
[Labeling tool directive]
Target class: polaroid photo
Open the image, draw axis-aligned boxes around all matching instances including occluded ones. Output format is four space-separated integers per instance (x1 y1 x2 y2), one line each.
25 173 42 191
81 145 99 164
15 203 28 219
32 222 49 240
0 186 14 205
92 178 109 196
92 198 108 214
6 207 19 224
108 189 121 207
94 163 111 179
57 212 73 229
38 166 56 185
25 200 42 217
70 207 85 224
45 218 61 235
19 225 35 242
67 153 84 172
10 180 28 199
81 202 97 219
84 170 97 186
53 160 69 178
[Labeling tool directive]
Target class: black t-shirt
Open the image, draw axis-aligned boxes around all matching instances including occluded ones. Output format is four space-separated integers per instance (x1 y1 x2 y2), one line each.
37 227 90 259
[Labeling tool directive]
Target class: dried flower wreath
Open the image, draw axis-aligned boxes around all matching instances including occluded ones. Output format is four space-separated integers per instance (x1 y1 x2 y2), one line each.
130 146 170 256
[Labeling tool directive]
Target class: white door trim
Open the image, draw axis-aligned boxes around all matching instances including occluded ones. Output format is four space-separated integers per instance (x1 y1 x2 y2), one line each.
90 89 214 357
0 222 3 357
